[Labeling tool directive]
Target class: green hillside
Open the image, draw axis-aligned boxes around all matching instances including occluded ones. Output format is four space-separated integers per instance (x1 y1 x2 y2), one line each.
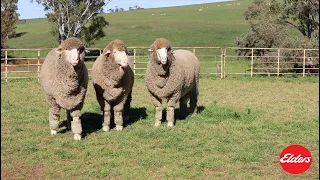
8 0 253 49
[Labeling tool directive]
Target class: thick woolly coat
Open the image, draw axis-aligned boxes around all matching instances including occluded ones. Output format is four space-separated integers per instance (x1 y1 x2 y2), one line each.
40 38 88 110
91 40 134 106
146 38 200 103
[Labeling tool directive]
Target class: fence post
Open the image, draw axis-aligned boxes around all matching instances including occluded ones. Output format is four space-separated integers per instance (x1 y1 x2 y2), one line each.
37 50 40 81
223 48 227 78
220 48 223 78
133 48 136 75
28 58 30 72
5 50 8 82
193 48 196 54
277 49 280 77
251 48 254 78
303 49 306 77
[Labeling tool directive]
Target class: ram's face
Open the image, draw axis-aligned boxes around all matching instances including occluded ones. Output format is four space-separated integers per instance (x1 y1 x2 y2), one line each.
105 48 129 68
114 50 129 68
156 48 168 65
56 47 85 66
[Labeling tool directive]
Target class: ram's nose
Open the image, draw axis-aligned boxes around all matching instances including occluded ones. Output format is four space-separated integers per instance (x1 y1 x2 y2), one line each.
160 59 167 65
71 59 79 66
120 61 129 68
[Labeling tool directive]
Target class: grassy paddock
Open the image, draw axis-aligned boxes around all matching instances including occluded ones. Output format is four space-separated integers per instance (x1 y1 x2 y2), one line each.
1 76 319 179
7 0 254 52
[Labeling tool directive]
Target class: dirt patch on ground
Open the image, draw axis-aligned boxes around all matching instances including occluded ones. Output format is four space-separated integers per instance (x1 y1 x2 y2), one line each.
1 163 45 180
1 169 19 180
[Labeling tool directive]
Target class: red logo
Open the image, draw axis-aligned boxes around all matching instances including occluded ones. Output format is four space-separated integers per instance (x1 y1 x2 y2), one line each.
280 144 312 174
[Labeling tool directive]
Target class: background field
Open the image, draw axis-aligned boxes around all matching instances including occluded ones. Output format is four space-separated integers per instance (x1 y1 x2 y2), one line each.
3 0 315 78
8 0 254 49
2 0 319 179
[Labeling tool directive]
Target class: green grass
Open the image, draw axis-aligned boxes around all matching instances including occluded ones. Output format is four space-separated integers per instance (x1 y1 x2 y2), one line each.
1 77 319 179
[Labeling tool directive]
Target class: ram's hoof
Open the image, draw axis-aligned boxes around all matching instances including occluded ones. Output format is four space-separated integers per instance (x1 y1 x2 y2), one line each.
116 125 123 131
167 122 174 127
73 134 81 140
50 130 57 135
154 120 161 127
102 126 110 132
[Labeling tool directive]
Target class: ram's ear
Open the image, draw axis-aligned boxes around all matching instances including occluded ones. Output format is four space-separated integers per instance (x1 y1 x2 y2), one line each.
104 49 111 57
167 48 175 62
149 44 156 53
55 47 63 54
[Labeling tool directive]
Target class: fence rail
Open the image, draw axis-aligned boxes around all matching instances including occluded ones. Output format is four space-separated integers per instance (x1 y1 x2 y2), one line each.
1 47 319 82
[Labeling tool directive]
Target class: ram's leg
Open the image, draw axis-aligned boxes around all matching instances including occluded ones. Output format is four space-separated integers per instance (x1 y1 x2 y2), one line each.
66 110 72 130
94 84 107 130
46 95 61 136
49 104 61 135
166 106 175 127
189 86 199 115
70 109 82 140
123 91 132 123
167 93 180 127
151 95 162 127
102 101 111 132
114 102 125 131
179 94 189 118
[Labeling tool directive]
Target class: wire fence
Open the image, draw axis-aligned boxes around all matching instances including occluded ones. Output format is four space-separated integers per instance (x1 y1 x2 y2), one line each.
1 47 318 82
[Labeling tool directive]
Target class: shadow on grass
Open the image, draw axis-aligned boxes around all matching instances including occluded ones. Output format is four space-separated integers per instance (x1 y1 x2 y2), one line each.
15 32 27 38
59 107 147 138
124 107 148 127
161 105 205 124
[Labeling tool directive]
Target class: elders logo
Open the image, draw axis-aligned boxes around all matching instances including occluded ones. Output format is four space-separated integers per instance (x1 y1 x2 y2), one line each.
279 144 312 174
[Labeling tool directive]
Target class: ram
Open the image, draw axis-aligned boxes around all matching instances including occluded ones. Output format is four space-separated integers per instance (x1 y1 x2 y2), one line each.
92 40 134 131
146 38 200 127
40 37 88 140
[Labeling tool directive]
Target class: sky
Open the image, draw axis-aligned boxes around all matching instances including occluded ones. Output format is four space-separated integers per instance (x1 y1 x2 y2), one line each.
17 0 229 19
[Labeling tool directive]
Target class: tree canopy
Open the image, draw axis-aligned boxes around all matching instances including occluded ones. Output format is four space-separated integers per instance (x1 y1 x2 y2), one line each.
283 0 319 39
34 0 110 45
1 0 20 50
236 0 319 56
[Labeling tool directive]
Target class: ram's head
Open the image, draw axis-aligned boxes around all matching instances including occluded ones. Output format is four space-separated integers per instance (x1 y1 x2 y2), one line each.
103 40 129 68
149 38 174 65
55 37 85 67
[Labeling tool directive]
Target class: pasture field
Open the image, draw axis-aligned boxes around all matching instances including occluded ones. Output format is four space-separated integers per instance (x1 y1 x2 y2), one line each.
2 0 319 179
7 0 254 53
1 76 319 179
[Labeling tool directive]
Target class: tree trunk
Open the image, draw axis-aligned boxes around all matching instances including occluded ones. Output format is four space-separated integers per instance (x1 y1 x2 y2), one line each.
58 33 67 44
307 24 312 39
306 17 314 39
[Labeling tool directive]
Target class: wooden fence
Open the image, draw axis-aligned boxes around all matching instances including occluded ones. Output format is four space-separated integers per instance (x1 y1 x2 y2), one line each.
1 47 318 82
